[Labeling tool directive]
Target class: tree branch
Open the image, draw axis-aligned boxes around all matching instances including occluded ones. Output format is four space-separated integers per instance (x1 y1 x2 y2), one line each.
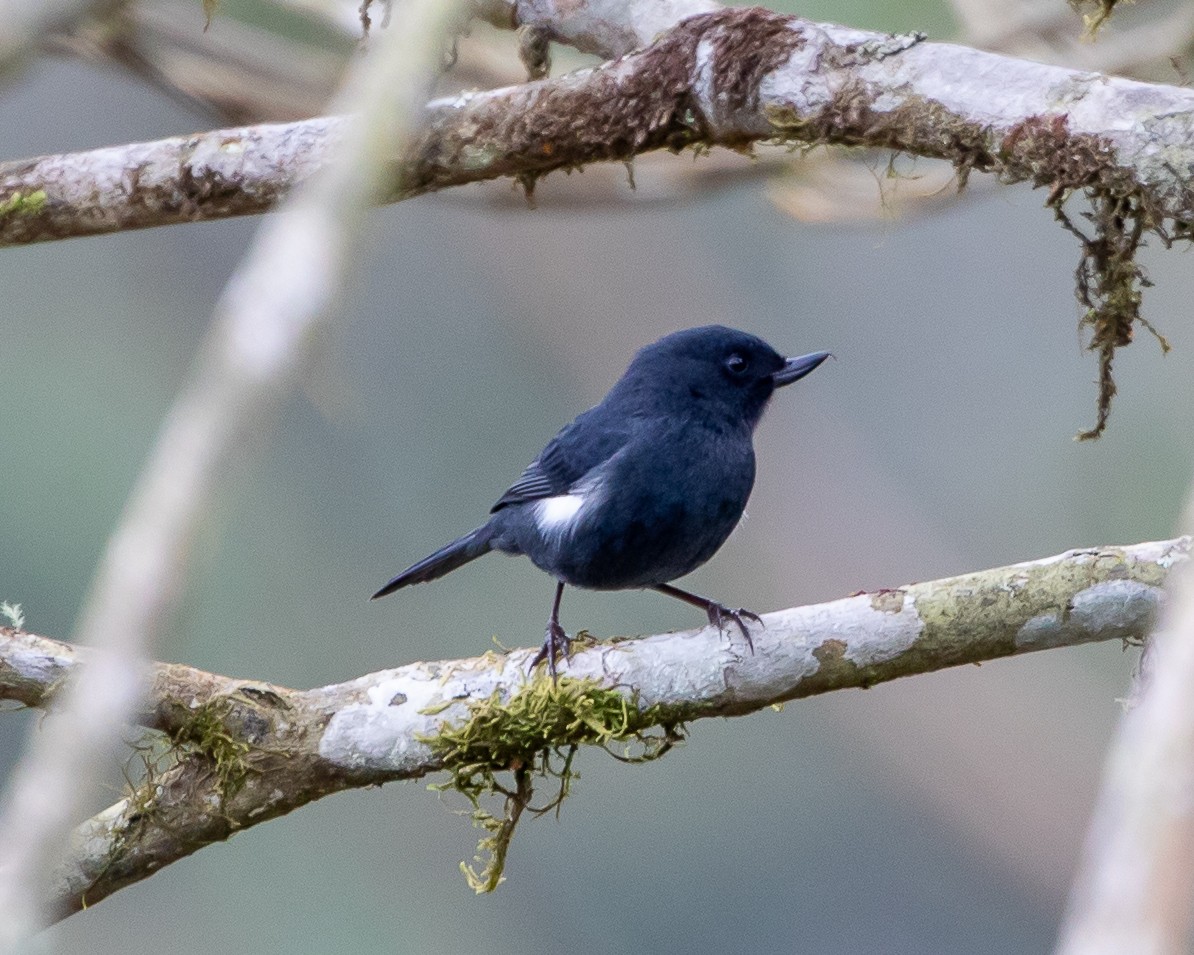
5 8 1194 248
0 0 462 944
0 0 119 70
1 537 1183 921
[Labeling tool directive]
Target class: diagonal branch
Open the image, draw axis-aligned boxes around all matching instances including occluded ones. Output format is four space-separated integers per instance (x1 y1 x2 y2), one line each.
0 0 463 944
0 0 119 70
1 537 1184 921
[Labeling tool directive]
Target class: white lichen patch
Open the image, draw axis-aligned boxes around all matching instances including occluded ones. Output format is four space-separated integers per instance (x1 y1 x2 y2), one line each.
569 628 739 708
758 36 834 123
575 594 923 705
720 614 825 701
1143 536 1191 570
1071 580 1161 633
787 592 926 668
7 638 75 685
319 668 447 772
317 657 523 774
692 36 718 124
1016 580 1162 649
1017 611 1065 650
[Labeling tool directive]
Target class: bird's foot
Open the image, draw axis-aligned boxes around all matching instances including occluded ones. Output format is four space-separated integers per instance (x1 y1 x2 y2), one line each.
705 603 763 654
529 619 572 679
651 584 763 655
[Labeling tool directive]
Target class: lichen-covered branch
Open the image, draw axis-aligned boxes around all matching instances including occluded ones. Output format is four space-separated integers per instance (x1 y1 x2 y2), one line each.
0 0 462 944
5 8 1192 432
0 538 1184 920
8 8 1194 248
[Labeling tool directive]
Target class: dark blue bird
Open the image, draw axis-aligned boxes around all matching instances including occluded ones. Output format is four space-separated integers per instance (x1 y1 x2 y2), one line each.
373 325 830 676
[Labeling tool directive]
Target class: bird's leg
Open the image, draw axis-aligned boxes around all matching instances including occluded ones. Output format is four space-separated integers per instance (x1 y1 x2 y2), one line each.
529 580 571 678
652 583 762 653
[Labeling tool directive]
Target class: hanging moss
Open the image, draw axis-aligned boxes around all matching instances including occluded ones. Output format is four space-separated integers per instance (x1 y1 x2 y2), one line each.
422 676 691 892
1054 191 1169 439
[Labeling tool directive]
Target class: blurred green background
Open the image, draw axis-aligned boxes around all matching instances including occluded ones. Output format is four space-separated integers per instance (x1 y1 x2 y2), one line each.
3 0 1193 951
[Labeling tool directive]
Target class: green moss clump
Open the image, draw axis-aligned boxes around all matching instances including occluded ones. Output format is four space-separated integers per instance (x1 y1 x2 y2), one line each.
169 698 254 800
123 697 256 820
423 677 688 892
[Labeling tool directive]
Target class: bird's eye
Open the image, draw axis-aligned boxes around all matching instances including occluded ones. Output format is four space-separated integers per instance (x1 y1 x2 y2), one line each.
725 354 750 376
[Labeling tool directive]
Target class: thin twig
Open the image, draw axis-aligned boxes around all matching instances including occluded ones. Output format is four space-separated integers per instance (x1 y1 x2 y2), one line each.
0 0 118 70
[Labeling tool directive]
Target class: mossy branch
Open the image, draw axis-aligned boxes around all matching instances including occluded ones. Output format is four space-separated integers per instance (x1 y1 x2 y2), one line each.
0 537 1186 918
5 8 1193 431
423 676 685 890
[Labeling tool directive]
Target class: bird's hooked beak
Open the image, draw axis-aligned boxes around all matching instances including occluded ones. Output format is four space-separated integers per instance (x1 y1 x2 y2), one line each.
772 350 832 387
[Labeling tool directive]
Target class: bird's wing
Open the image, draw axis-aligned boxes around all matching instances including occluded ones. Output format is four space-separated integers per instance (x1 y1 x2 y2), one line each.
490 407 634 512
491 459 559 509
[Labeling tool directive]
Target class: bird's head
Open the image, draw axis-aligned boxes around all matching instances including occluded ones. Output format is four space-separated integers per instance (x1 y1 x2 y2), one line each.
613 325 830 430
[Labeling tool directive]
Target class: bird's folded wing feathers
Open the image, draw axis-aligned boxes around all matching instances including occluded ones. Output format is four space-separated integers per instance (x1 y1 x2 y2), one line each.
491 460 559 509
490 409 634 512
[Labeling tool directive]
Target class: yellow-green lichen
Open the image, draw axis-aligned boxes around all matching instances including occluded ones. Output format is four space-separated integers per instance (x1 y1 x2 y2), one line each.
0 191 45 220
914 546 1166 663
422 676 688 892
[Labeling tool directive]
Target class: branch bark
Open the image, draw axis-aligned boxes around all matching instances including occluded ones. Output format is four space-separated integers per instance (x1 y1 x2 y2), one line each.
4 8 1194 247
1 538 1183 921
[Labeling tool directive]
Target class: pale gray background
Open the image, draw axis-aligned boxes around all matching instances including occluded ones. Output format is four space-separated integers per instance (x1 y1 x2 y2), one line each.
3 0 1192 950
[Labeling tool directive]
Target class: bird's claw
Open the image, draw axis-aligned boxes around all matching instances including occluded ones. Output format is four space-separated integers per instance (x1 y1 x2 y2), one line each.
529 619 572 679
706 604 763 653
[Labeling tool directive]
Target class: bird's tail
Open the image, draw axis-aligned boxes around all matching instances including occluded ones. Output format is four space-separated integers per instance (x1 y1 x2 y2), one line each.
371 524 495 599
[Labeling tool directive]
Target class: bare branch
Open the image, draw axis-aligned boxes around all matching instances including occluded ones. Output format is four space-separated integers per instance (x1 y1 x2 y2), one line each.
0 538 1183 920
0 0 119 70
46 0 349 124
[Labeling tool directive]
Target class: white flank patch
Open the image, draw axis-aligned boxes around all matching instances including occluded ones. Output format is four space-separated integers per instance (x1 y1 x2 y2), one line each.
536 494 585 536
